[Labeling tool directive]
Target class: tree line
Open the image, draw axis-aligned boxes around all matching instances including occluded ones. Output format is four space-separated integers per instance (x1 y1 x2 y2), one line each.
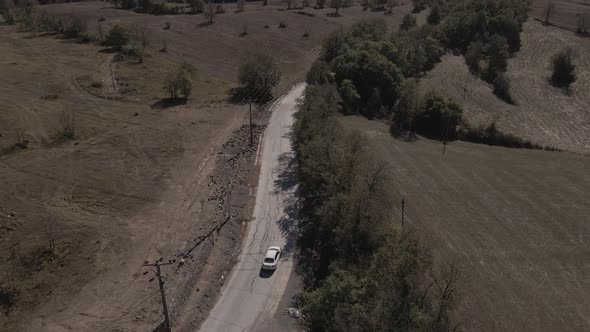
293 83 460 331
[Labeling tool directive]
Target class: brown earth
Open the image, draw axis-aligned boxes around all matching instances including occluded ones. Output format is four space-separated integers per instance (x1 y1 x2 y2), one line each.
340 116 590 331
420 19 590 154
0 2 418 331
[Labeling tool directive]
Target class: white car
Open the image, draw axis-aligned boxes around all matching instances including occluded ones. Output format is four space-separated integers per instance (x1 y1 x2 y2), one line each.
262 246 282 270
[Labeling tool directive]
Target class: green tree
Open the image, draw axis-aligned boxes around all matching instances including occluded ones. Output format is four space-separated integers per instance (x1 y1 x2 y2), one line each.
306 60 333 85
190 0 204 13
427 3 442 25
104 25 129 50
238 54 281 101
415 94 464 139
400 13 417 31
331 48 402 112
465 40 483 72
392 79 419 132
486 34 509 79
339 79 360 113
551 48 576 88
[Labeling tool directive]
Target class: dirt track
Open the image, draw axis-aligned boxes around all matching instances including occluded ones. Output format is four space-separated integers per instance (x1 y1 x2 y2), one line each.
341 116 590 331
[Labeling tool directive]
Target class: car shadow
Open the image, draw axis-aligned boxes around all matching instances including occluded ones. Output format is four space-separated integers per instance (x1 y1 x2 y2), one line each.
259 267 276 279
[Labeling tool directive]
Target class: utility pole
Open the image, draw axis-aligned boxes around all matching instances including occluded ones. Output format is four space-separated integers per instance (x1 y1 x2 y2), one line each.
401 198 405 230
248 98 253 146
143 259 174 332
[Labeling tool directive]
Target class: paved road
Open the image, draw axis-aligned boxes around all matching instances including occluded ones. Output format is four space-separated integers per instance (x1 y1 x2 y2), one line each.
200 84 305 332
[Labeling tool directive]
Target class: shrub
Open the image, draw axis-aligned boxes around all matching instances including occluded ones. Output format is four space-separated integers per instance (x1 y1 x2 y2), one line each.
414 94 464 140
576 13 588 35
190 0 204 13
427 3 441 25
459 122 550 149
486 34 509 79
238 54 281 101
492 72 513 104
63 15 87 39
104 25 129 50
215 3 225 14
165 63 195 102
60 110 76 140
121 0 137 9
279 20 287 28
551 48 576 88
399 14 416 31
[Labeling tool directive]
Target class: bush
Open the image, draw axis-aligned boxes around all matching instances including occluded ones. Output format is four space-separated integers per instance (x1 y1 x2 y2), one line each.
306 61 333 85
63 15 87 39
551 48 576 88
427 3 441 25
215 3 225 14
165 63 195 102
279 20 287 28
399 13 416 31
238 54 281 101
121 0 137 9
414 94 464 140
104 25 129 50
190 0 204 13
459 122 549 149
60 110 76 140
492 72 513 104
486 34 509 79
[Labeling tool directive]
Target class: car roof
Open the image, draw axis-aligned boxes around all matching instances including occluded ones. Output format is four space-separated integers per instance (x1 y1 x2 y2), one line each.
265 247 279 258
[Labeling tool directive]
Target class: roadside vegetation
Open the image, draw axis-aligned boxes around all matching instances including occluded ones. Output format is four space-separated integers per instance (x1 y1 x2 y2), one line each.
294 83 460 331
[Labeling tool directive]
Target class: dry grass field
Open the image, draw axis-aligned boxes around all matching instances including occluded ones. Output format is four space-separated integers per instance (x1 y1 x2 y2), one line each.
530 0 590 31
420 19 590 154
0 1 418 331
340 116 590 331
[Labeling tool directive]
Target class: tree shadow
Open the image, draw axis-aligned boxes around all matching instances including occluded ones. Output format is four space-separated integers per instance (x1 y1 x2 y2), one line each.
197 21 214 28
259 267 276 279
151 98 186 109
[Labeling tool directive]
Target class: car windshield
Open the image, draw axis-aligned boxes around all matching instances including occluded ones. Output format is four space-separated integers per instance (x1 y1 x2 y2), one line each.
264 258 274 263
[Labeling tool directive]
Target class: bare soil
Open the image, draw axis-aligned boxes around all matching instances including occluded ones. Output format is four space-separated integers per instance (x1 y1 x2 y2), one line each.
340 116 590 331
420 19 590 154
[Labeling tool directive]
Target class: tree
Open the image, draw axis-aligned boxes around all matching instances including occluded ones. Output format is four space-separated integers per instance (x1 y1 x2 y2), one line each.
551 48 576 88
286 0 295 9
236 0 245 12
427 3 441 25
190 0 204 13
331 48 402 112
238 54 281 101
339 79 360 114
465 40 483 72
392 79 419 132
164 63 195 102
415 94 463 139
488 13 521 52
330 0 342 16
576 13 588 34
104 25 129 50
385 0 398 15
204 0 216 23
493 72 513 103
486 34 509 79
400 14 417 31
306 60 333 85
544 0 554 25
